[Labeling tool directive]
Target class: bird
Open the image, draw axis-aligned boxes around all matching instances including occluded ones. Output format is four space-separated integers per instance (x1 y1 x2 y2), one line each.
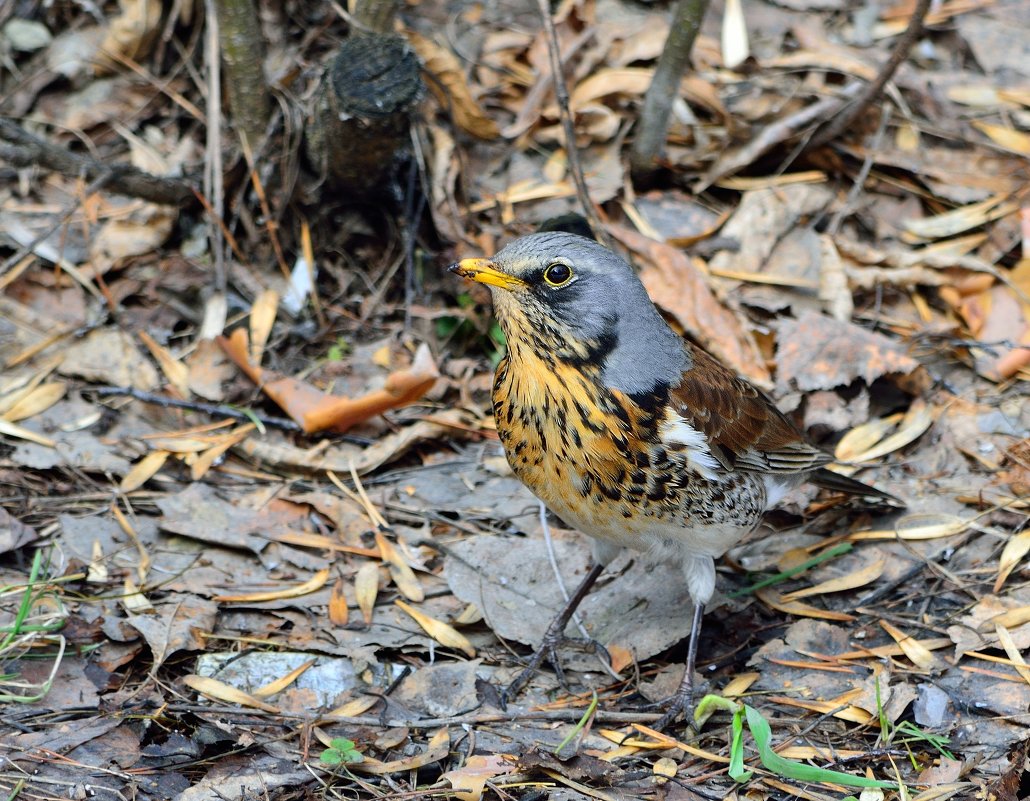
449 232 901 728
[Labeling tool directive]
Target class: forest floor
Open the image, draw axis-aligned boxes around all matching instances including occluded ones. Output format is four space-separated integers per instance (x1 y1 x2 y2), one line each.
1 0 1029 799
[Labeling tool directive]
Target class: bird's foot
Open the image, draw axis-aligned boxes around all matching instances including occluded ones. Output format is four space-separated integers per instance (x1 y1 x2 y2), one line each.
651 690 695 733
501 634 609 708
636 673 702 732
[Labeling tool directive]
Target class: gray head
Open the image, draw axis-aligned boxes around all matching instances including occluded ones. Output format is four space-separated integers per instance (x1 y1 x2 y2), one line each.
449 232 687 394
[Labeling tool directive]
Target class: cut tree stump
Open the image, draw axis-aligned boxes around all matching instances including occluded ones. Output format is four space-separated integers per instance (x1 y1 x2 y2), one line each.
305 33 422 199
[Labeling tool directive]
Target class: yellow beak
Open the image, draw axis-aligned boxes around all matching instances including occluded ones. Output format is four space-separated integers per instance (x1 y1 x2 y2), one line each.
448 258 527 291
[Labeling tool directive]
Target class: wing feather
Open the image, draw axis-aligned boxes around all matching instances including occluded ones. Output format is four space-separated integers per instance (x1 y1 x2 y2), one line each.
669 342 831 476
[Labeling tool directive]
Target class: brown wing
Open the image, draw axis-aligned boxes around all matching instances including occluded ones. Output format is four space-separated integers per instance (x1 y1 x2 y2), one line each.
669 342 831 475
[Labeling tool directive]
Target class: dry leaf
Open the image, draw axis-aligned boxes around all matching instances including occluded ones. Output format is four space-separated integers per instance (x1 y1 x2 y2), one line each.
903 194 1017 241
781 557 886 602
972 121 1030 156
355 561 380 625
838 400 934 464
191 423 256 480
721 0 748 69
183 674 279 713
849 513 969 542
121 448 172 492
652 757 678 783
253 658 316 698
880 620 938 670
329 578 349 626
139 331 189 397
408 31 499 140
995 529 1030 593
0 417 55 447
249 289 279 365
767 692 871 723
995 625 1030 686
440 755 514 801
355 728 450 774
395 599 476 657
328 694 380 718
376 531 424 602
835 413 905 462
218 330 439 433
0 381 66 422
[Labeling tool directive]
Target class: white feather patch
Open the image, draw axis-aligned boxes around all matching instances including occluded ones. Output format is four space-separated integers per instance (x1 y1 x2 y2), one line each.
660 415 722 480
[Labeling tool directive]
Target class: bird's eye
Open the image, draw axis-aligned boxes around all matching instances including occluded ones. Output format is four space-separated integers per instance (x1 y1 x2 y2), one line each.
543 262 573 287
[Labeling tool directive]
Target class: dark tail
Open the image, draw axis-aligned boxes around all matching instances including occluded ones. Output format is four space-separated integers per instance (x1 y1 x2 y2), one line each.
810 468 906 509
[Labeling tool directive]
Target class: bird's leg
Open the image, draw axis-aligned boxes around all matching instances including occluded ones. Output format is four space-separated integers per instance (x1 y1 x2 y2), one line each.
652 601 705 731
502 561 606 706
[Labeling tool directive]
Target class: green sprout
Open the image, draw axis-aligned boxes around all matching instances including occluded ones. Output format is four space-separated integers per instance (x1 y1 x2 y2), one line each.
319 737 363 766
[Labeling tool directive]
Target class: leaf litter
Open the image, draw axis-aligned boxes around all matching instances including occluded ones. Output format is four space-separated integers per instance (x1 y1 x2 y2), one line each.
1 0 1030 799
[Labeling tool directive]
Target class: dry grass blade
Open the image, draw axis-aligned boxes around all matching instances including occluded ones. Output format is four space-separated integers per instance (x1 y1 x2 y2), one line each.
755 587 857 622
214 567 331 603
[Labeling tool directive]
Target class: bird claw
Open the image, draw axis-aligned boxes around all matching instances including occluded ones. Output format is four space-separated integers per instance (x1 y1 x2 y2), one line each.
638 672 705 731
651 694 696 733
501 635 609 708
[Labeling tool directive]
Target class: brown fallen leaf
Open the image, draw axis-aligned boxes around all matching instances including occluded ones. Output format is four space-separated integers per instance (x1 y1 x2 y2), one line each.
776 311 921 394
218 328 439 433
440 754 515 801
139 331 188 397
407 31 499 140
329 578 349 626
880 620 939 670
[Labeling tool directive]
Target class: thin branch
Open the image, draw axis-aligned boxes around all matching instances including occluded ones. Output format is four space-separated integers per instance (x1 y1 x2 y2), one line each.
0 118 196 206
629 0 711 183
534 0 608 246
806 0 933 151
827 106 891 236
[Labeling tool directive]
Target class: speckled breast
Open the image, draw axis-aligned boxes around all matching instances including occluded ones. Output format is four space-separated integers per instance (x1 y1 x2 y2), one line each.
491 350 767 552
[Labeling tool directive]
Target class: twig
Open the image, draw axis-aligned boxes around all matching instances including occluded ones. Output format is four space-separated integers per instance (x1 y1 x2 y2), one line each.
827 107 891 236
534 0 608 246
806 0 933 152
169 703 664 727
695 83 864 192
629 0 711 183
203 0 227 293
0 118 195 206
